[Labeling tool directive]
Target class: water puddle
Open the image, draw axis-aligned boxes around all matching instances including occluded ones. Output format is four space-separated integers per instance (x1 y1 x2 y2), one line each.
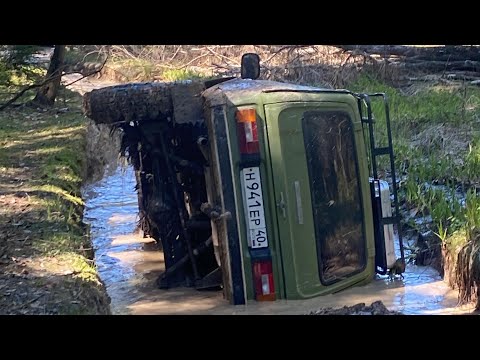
82 164 476 315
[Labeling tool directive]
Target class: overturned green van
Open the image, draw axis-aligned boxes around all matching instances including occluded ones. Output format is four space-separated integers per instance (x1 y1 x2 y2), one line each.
84 71 403 306
202 78 401 304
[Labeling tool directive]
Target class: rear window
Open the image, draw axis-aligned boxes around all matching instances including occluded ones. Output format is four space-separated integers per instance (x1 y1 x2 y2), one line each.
302 110 366 285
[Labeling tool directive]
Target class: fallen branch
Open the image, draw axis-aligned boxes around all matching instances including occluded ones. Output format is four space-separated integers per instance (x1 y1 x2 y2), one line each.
263 45 311 64
337 45 480 68
0 72 65 111
169 45 182 62
111 45 137 59
179 53 211 69
63 55 109 87
211 62 236 71
402 60 480 72
337 45 414 57
0 55 108 111
82 48 106 63
206 46 240 66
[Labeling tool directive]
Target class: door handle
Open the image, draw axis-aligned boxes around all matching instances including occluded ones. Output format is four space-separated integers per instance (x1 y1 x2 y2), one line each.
277 192 286 218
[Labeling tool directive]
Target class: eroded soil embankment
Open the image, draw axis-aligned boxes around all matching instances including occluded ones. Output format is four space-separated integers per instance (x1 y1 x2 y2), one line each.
0 82 118 314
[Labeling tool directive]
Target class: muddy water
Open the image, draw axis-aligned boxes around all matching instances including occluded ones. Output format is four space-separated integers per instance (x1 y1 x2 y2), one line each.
82 166 475 315
82 164 160 314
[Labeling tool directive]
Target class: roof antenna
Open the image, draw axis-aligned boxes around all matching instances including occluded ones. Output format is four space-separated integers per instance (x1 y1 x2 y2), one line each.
241 53 260 80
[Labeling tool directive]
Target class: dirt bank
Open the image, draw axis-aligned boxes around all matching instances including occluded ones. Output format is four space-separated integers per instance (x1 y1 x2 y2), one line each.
0 86 112 314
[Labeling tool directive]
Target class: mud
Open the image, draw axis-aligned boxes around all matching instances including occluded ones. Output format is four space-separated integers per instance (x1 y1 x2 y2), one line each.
84 120 122 184
309 301 402 315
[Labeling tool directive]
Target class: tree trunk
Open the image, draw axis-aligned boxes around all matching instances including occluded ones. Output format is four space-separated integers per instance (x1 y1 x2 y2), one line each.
32 45 66 107
337 45 480 61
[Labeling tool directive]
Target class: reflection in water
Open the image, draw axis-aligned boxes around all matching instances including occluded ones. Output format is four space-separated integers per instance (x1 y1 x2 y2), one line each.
82 164 475 315
83 165 163 313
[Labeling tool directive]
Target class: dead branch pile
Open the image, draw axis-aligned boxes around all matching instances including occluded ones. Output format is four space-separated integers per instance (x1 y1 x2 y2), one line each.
338 45 480 83
89 45 480 88
91 45 376 88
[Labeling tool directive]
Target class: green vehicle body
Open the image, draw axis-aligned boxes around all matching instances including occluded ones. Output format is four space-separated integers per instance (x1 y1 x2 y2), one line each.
203 79 376 301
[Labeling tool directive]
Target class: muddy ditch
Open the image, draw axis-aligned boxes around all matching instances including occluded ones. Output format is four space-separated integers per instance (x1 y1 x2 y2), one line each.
76 65 480 314
80 118 477 315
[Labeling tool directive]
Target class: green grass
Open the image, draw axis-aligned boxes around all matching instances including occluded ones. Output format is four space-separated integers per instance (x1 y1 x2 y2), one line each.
161 68 209 82
350 74 480 148
0 59 46 89
349 73 480 303
110 58 157 81
0 75 94 265
348 72 480 239
105 57 212 82
0 69 110 313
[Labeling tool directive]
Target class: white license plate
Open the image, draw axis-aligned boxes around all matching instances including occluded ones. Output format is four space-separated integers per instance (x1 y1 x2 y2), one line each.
241 167 269 249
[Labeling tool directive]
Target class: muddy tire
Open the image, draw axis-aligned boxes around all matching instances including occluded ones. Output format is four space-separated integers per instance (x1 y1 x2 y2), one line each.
83 81 208 126
83 82 175 124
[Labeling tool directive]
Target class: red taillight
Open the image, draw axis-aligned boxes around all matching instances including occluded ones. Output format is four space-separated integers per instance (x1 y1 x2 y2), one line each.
236 108 259 154
252 260 276 301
